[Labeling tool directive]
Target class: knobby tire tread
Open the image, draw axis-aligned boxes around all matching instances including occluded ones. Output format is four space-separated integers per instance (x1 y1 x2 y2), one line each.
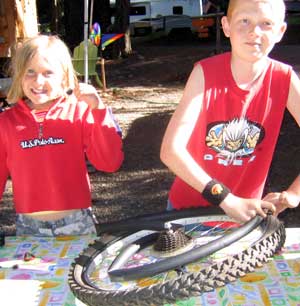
69 215 285 306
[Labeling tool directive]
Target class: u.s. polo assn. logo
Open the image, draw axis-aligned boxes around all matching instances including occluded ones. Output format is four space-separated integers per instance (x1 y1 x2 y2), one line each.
20 137 65 149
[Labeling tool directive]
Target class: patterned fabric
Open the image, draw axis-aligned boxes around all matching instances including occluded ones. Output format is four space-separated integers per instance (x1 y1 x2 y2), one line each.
16 208 97 236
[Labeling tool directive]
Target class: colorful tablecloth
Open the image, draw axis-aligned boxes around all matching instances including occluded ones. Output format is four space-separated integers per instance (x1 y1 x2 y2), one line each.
0 235 94 306
184 228 300 306
0 229 300 306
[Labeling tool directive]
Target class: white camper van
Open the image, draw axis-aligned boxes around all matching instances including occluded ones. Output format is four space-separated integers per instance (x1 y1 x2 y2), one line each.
131 14 193 36
110 0 221 38
128 0 203 23
110 0 206 37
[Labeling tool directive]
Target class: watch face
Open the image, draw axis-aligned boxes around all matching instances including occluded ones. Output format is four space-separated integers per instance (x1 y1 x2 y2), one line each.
211 183 224 195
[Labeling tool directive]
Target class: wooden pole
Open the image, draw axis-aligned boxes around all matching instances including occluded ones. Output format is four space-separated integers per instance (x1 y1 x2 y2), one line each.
101 57 107 91
89 0 94 29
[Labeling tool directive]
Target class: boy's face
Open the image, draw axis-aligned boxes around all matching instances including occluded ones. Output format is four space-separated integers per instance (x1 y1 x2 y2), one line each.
21 50 66 108
222 0 286 62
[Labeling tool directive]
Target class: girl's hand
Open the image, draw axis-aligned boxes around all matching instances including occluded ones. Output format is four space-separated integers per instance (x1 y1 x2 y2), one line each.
278 191 299 214
263 191 299 216
263 192 281 216
74 83 105 109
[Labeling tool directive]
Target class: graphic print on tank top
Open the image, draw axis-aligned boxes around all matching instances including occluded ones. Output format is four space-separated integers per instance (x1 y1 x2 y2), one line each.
205 117 265 165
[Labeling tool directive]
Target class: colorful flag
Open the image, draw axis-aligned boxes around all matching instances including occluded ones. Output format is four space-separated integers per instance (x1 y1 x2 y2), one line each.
90 22 124 50
101 33 124 50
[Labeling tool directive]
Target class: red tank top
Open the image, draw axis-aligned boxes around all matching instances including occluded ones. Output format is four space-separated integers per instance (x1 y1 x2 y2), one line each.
169 52 292 209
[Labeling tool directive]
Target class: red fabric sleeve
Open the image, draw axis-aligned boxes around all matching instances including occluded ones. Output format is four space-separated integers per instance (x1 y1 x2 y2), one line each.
83 107 124 172
0 131 9 201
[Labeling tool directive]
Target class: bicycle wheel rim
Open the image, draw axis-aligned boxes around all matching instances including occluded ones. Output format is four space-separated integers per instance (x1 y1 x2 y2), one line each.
95 207 228 234
107 214 263 280
69 210 285 306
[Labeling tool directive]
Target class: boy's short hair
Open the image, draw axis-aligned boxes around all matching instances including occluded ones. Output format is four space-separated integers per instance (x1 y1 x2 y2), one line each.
7 35 78 103
227 0 286 21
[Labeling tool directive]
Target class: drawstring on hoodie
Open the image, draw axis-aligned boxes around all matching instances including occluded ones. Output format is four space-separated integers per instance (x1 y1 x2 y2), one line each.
38 123 43 139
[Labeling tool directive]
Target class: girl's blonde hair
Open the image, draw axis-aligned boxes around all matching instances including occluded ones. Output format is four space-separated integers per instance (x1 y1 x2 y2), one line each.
7 35 78 103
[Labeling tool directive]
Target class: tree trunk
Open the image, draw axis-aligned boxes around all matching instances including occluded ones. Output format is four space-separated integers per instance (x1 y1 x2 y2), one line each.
64 0 84 50
124 28 132 55
112 0 132 57
51 0 64 34
15 0 39 41
64 0 114 52
92 0 111 33
0 0 38 58
0 0 15 58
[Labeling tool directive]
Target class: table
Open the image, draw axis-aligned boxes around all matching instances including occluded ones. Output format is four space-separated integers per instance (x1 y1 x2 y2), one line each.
0 229 300 306
0 235 94 306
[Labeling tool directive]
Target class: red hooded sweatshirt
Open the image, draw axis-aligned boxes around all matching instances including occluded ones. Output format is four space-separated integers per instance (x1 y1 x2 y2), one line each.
0 96 123 213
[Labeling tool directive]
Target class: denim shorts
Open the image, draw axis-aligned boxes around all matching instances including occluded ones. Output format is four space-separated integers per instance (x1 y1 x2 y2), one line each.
166 199 174 211
16 208 97 237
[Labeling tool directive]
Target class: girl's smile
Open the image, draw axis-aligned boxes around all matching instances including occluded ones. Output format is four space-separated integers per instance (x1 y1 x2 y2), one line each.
22 51 65 108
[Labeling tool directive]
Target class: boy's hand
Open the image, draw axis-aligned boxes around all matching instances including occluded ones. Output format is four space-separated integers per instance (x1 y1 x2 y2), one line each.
74 83 105 109
220 193 275 223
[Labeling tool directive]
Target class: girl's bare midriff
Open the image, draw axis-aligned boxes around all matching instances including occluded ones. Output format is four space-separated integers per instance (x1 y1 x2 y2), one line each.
23 209 79 221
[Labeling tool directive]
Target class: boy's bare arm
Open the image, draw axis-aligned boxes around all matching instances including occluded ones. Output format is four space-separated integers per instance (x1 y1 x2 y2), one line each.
160 64 212 192
286 70 300 127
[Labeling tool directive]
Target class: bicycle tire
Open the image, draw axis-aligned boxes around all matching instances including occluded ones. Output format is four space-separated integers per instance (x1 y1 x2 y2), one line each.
69 209 286 306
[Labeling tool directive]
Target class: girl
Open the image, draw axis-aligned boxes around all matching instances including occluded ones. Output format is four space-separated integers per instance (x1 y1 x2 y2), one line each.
0 35 123 236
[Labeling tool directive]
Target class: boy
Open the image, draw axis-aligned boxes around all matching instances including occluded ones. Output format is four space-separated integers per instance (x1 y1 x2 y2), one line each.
160 0 300 222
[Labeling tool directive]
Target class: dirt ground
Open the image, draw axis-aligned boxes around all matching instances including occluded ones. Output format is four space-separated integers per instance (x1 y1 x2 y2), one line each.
1 35 300 235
